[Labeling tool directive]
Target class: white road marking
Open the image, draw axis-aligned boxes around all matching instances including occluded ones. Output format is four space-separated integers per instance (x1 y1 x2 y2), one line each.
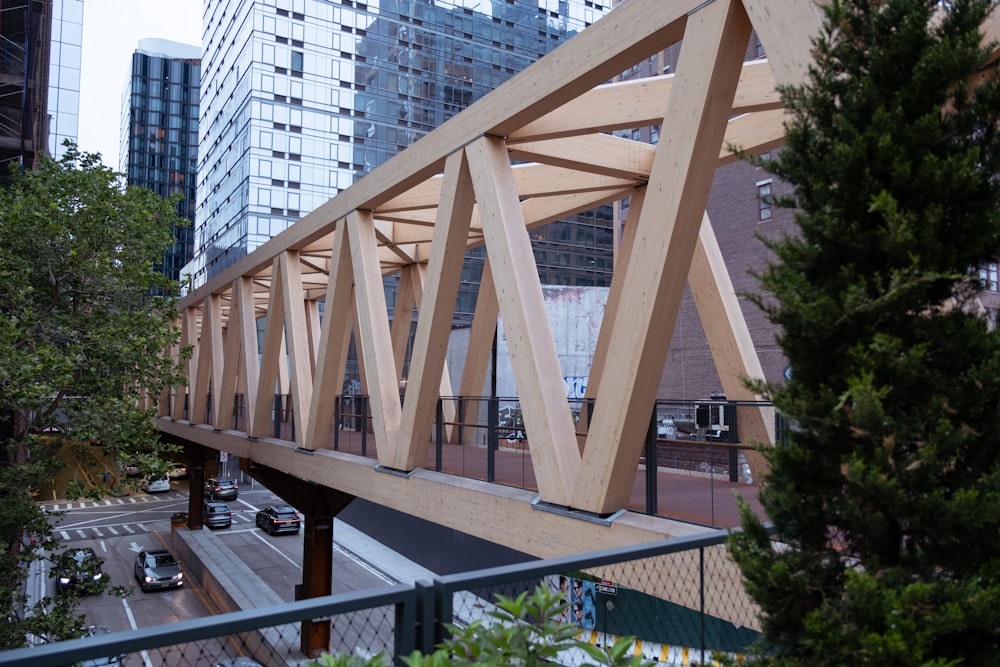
121 598 154 667
249 531 301 570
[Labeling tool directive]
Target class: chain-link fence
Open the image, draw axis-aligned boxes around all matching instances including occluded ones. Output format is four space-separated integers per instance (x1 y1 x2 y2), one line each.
2 528 767 667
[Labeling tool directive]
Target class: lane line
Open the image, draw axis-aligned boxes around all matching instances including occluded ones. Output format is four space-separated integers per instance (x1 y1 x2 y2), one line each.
120 598 154 667
249 531 301 570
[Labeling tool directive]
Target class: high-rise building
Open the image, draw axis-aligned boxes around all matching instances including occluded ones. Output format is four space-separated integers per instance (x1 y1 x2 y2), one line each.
0 0 51 179
190 0 614 322
121 39 201 282
46 0 82 160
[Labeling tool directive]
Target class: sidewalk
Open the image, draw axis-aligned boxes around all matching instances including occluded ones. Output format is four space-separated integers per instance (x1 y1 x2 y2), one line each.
170 516 436 666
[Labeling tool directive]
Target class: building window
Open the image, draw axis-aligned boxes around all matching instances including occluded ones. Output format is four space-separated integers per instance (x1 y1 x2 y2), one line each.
291 51 304 73
757 180 773 221
979 262 999 291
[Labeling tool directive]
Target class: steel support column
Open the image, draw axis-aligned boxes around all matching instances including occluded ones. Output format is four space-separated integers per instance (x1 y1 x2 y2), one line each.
300 515 333 657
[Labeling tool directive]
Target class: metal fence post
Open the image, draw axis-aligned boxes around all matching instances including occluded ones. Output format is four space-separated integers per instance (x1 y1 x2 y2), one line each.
397 580 433 662
434 578 453 648
645 408 658 515
699 546 706 666
333 395 340 451
435 399 443 472
488 396 498 482
273 394 282 439
361 395 369 456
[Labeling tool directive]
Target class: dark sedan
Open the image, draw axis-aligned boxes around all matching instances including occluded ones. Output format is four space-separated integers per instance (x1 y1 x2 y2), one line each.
204 477 239 501
56 547 107 594
133 549 183 592
255 505 301 535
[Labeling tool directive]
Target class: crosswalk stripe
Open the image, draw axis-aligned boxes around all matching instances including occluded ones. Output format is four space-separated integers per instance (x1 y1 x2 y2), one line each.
76 530 87 538
123 525 135 534
107 526 119 535
139 524 149 532
92 527 104 537
60 531 70 540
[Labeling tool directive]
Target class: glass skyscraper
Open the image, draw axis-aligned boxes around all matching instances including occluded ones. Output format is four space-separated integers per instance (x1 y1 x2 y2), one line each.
46 0 83 160
190 0 614 321
0 0 50 178
121 39 201 282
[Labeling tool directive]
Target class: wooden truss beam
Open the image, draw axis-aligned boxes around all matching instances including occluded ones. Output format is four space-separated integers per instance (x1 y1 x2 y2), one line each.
156 0 999 542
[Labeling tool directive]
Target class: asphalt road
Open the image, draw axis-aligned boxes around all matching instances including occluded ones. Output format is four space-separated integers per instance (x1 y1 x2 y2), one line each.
34 481 398 665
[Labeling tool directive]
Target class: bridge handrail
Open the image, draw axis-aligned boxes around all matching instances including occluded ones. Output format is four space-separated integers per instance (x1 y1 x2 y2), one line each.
0 526 768 667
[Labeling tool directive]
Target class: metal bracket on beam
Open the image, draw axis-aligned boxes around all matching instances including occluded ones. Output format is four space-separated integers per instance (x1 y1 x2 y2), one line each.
531 497 625 526
295 448 316 455
374 465 417 478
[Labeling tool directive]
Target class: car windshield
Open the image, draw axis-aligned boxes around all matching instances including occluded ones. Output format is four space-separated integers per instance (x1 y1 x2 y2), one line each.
64 549 96 566
151 554 176 567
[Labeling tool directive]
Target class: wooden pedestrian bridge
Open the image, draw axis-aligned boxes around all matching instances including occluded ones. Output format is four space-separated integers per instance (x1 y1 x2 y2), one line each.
150 1 1000 652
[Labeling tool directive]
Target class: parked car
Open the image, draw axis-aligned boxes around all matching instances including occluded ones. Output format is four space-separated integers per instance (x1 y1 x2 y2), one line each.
204 477 239 500
133 549 183 592
122 460 142 477
212 659 265 667
80 626 127 666
142 476 170 493
166 461 189 479
202 501 232 529
56 547 106 594
255 505 301 535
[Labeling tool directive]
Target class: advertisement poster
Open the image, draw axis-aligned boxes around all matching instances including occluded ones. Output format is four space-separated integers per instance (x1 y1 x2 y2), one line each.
553 575 596 629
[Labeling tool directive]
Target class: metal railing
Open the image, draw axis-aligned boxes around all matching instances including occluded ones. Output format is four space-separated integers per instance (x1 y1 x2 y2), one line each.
178 393 780 529
0 527 765 667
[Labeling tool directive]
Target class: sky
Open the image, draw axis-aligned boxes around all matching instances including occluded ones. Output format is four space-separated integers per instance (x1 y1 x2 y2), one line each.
78 0 203 169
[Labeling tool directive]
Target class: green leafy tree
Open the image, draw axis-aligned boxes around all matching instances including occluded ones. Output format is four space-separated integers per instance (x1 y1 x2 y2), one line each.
729 1 1000 665
0 144 187 648
311 584 650 666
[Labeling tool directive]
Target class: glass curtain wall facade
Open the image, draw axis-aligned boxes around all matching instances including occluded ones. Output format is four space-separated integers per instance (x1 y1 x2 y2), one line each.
192 0 614 319
46 0 82 159
355 1 614 323
121 40 201 282
0 0 51 178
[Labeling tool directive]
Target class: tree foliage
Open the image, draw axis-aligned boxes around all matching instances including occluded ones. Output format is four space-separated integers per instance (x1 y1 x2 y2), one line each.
729 1 1000 665
312 584 650 667
0 145 188 648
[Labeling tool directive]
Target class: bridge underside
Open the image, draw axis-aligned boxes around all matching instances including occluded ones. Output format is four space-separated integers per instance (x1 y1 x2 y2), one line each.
153 0 1000 555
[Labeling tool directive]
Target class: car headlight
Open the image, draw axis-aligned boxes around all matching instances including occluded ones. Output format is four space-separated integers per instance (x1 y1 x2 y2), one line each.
59 576 71 585
144 576 154 583
92 573 102 581
172 573 183 580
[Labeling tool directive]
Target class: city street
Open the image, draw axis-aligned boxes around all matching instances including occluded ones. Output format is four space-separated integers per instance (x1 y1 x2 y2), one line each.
33 479 399 663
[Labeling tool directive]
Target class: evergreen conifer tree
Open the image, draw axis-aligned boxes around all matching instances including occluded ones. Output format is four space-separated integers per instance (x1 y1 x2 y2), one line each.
729 1 1000 664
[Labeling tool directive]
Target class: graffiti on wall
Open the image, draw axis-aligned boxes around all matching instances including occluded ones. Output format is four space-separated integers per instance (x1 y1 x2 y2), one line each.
564 376 588 399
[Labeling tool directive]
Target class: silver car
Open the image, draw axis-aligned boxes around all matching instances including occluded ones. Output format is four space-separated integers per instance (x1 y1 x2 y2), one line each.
133 549 183 592
203 501 232 529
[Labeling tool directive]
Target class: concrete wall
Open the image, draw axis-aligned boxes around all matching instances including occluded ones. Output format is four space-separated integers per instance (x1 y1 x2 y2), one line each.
447 286 608 399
